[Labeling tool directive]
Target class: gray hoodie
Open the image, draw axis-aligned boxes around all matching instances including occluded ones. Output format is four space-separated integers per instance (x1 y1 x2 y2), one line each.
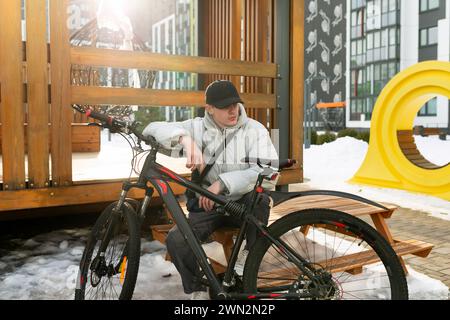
142 104 279 200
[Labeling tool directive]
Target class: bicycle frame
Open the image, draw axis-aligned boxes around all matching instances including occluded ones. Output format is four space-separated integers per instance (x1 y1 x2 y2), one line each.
77 108 402 300
113 148 318 299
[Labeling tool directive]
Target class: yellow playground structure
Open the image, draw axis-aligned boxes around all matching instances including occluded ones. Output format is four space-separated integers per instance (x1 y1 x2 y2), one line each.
351 61 450 201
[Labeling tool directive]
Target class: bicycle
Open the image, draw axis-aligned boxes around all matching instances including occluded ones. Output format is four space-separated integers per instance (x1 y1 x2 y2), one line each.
73 106 408 300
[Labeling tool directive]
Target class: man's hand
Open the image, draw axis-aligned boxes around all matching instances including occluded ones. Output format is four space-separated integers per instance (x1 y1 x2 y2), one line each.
179 136 205 172
199 180 225 212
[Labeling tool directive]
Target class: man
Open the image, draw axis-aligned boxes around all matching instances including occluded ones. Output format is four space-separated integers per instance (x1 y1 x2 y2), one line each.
143 80 279 300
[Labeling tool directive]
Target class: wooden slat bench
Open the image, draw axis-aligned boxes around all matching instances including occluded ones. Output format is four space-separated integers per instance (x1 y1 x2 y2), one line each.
397 130 449 169
0 123 100 153
256 239 433 288
151 194 434 275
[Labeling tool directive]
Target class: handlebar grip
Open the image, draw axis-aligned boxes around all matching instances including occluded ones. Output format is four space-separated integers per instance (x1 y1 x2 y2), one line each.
242 157 297 169
86 109 126 128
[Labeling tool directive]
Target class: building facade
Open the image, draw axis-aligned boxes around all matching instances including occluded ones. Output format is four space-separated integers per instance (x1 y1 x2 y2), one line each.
150 0 198 121
346 0 450 130
304 0 348 130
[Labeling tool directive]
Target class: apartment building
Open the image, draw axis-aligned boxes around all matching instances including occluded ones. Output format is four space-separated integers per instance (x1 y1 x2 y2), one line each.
346 0 449 130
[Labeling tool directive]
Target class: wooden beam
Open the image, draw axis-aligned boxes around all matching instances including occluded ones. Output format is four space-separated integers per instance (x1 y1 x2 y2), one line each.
26 0 50 189
277 169 302 185
71 86 276 109
0 180 186 212
0 0 26 190
0 123 101 154
50 0 73 187
70 47 278 79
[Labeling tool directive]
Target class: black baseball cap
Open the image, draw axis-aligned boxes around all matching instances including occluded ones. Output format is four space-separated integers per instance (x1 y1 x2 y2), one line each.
205 80 244 109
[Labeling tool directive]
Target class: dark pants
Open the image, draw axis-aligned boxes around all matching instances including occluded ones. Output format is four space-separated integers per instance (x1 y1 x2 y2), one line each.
166 192 271 294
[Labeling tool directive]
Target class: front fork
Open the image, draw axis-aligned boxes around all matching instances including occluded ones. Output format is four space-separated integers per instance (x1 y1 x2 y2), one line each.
92 182 154 278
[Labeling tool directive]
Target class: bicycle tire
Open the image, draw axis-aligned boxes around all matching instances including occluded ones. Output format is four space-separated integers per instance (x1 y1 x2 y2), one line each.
242 208 408 300
74 202 141 300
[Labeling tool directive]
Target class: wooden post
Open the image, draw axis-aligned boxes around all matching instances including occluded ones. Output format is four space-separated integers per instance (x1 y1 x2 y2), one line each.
26 0 50 189
49 0 73 188
290 0 304 178
256 0 271 128
274 0 291 191
0 0 26 190
231 0 243 88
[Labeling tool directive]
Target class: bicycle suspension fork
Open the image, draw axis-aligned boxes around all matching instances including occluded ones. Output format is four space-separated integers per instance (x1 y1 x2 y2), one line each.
97 182 153 255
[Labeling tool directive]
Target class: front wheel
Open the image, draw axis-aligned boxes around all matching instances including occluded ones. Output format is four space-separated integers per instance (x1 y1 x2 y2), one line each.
242 209 408 300
75 202 141 300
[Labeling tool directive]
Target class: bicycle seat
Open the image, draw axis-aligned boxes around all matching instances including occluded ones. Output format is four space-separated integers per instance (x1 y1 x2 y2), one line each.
242 157 297 170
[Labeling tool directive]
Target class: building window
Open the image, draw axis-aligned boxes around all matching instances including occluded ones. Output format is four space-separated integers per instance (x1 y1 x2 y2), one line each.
351 0 400 123
418 98 437 116
351 8 366 38
420 0 440 12
419 26 438 47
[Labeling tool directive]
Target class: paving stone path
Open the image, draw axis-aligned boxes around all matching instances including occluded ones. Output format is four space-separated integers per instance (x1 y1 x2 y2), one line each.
382 208 450 292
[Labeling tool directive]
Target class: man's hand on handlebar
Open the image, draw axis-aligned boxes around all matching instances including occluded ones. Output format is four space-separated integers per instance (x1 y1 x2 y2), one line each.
199 180 225 212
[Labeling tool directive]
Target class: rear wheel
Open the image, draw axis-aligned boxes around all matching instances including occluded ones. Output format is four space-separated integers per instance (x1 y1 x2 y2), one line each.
243 209 408 300
75 202 141 300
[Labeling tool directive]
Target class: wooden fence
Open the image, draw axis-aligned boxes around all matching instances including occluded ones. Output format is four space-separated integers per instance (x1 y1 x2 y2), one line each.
0 0 304 214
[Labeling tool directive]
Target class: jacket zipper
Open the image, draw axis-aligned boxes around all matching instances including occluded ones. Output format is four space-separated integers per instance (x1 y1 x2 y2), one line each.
223 128 227 165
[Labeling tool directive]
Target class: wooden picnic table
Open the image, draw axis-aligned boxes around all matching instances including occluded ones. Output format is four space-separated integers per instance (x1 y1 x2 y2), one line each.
152 193 434 275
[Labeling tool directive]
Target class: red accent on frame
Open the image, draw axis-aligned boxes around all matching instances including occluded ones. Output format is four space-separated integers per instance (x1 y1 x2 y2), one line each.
156 180 168 194
159 167 180 182
256 187 264 193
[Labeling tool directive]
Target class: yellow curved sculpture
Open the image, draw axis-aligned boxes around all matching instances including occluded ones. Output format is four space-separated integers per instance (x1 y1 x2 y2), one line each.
350 61 450 201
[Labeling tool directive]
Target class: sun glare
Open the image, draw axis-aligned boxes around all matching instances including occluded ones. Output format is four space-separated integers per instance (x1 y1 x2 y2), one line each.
99 0 126 17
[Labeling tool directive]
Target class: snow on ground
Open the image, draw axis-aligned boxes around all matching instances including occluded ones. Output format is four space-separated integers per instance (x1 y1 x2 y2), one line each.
0 229 188 300
302 136 450 221
0 228 447 300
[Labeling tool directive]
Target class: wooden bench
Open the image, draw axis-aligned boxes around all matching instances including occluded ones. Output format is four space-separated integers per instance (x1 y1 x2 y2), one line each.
413 126 447 140
151 193 434 275
0 123 101 153
256 239 433 288
397 130 449 169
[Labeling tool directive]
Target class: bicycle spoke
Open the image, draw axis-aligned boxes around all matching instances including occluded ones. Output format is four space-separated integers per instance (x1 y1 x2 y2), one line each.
76 205 139 300
245 210 407 300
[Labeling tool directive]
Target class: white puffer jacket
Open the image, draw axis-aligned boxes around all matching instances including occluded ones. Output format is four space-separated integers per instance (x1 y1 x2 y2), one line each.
143 104 279 200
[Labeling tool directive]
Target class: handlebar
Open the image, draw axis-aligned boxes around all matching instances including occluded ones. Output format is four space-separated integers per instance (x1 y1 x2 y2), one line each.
242 157 297 170
84 108 158 148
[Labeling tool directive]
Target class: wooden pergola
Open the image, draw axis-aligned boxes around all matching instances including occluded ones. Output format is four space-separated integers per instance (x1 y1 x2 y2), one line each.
0 0 304 216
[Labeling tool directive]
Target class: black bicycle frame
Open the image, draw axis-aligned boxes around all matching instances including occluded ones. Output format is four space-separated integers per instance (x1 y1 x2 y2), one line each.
114 147 376 299
79 109 393 299
110 148 311 299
